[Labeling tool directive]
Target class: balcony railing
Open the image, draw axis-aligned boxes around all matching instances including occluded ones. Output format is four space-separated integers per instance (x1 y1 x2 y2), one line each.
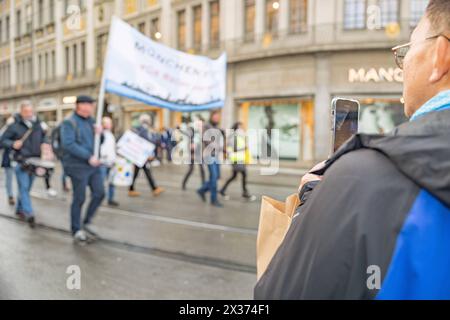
0 19 418 97
197 19 415 61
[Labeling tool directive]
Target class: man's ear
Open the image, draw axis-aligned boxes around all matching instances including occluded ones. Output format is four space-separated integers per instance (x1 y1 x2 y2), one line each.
429 36 450 83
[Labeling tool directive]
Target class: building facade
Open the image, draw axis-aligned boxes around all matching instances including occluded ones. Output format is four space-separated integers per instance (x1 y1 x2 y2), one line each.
0 0 430 165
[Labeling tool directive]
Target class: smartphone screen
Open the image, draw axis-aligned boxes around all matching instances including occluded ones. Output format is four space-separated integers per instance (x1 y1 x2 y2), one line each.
332 98 360 153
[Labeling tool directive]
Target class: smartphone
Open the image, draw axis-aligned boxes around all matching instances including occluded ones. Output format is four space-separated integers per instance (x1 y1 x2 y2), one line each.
331 98 360 154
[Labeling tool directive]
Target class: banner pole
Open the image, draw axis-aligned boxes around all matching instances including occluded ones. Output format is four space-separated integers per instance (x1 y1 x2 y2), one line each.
93 17 117 159
94 74 106 158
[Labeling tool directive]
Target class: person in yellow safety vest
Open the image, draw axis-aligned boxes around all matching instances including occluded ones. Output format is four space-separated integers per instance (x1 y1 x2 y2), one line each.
219 122 256 201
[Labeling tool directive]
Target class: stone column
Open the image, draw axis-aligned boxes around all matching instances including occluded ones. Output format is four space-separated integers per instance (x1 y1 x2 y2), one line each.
114 0 123 18
255 0 265 42
279 0 289 37
55 0 64 78
202 0 210 50
314 53 332 161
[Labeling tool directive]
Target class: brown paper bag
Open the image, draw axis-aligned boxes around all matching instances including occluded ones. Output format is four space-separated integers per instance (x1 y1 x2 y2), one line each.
256 193 300 280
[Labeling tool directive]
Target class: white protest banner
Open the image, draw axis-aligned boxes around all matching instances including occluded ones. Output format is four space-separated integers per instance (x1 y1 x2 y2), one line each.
103 17 227 112
116 130 156 168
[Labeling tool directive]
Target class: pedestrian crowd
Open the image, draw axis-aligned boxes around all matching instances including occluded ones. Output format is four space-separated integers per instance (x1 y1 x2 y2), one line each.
0 97 255 244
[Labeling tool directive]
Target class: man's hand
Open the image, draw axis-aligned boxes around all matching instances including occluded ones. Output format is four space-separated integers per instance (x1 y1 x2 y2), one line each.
13 140 23 150
94 125 103 135
89 156 101 167
298 161 326 192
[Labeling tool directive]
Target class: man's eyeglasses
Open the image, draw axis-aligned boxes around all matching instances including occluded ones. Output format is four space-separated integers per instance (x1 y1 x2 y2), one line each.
392 34 450 70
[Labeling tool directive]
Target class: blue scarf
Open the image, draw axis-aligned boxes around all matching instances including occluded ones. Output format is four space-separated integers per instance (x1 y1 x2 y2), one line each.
410 90 450 121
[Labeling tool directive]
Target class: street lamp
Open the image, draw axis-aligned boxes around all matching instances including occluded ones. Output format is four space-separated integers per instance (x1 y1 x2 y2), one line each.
154 32 162 40
272 1 280 10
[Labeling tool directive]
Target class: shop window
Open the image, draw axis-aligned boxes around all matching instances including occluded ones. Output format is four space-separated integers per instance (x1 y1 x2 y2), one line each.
244 101 302 161
358 99 408 134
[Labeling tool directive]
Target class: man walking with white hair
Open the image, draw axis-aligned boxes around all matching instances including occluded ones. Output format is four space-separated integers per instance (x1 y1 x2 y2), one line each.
0 101 49 228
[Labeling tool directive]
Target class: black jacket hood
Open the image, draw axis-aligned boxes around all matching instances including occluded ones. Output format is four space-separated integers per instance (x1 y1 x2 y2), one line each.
314 109 450 208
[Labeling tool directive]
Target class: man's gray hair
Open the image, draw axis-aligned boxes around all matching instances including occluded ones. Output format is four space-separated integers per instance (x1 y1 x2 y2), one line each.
139 113 152 125
426 0 450 33
20 100 33 110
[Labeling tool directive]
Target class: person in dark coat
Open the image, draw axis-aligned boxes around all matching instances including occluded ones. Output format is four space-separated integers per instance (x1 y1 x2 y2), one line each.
1 116 16 206
0 102 48 228
197 110 226 208
61 95 105 245
1 148 15 205
255 0 450 299
180 116 205 190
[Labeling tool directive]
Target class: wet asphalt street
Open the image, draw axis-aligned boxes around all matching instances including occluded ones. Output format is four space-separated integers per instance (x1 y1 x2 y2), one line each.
0 163 302 299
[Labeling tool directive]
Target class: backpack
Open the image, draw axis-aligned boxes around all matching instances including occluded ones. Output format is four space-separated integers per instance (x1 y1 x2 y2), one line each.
51 117 79 160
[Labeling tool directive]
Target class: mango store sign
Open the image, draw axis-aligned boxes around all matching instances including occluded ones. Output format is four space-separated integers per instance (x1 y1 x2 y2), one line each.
348 68 403 83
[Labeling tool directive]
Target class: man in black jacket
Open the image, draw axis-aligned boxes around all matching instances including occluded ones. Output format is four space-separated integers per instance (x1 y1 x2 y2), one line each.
0 101 48 228
255 0 450 299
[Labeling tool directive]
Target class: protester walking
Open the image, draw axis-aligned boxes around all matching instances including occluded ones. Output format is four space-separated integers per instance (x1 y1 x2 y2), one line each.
220 122 256 201
161 127 176 163
99 117 119 207
0 102 49 228
1 117 16 206
181 117 205 190
197 110 225 208
61 95 105 245
50 120 70 192
40 121 57 197
2 148 15 206
128 114 165 198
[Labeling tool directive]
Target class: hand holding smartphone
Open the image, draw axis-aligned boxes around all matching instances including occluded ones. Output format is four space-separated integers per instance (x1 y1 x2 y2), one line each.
331 98 360 154
297 98 360 207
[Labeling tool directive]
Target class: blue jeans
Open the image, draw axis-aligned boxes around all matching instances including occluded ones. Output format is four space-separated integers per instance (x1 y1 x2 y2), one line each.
66 167 105 235
198 158 221 203
4 167 14 198
61 167 69 188
100 166 115 202
15 166 35 217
